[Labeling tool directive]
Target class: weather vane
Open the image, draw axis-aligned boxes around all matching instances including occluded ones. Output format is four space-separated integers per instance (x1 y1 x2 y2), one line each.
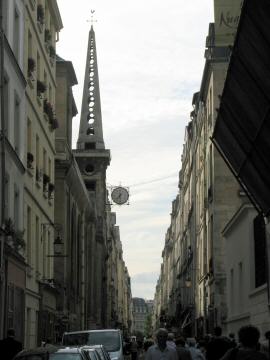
87 9 97 26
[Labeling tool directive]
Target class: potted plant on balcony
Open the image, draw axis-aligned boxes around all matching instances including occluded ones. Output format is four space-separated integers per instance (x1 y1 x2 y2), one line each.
49 45 55 59
37 80 46 98
36 167 42 182
45 29 51 43
43 173 50 192
4 218 25 251
37 4 45 25
48 182 55 199
43 99 54 122
27 152 34 169
28 57 36 78
50 118 59 131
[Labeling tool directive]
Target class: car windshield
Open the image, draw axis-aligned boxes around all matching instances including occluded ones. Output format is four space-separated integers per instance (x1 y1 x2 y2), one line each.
49 355 82 360
63 333 89 346
88 332 120 352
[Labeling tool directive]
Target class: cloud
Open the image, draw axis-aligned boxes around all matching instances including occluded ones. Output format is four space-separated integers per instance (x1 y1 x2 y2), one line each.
57 0 214 299
131 272 160 299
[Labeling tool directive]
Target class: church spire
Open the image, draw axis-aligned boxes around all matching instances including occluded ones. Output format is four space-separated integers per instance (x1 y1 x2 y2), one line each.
77 25 105 150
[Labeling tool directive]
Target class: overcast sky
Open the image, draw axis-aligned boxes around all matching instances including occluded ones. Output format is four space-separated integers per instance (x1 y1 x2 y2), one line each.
56 0 214 299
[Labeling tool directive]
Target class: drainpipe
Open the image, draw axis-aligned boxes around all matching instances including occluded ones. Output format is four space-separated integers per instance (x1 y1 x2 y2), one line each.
0 0 6 339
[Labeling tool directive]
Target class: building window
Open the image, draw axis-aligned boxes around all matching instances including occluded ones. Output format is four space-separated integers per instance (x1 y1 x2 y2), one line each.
28 30 33 58
14 185 19 231
43 148 47 175
253 214 267 288
238 262 243 309
14 93 20 153
85 142 96 150
13 7 20 60
35 216 40 272
230 268 234 314
27 119 32 153
36 136 40 170
37 52 41 77
27 206 32 266
3 76 9 138
4 173 9 219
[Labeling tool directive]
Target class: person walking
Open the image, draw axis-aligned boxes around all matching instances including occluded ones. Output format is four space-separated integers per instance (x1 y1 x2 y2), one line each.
167 333 176 349
130 337 139 360
175 337 192 360
220 325 267 360
186 338 205 360
0 328 23 360
206 326 232 360
145 328 178 360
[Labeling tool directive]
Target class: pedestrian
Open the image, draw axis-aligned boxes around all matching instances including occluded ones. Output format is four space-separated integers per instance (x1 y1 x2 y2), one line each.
130 337 139 360
206 326 232 360
228 333 237 348
260 330 270 359
167 333 176 349
186 338 205 360
0 328 23 360
144 337 155 352
145 328 178 360
220 325 267 360
175 337 192 360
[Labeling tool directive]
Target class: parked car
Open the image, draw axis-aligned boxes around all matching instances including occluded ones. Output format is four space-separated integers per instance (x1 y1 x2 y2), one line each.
81 347 102 360
14 345 90 360
82 345 110 360
62 329 124 360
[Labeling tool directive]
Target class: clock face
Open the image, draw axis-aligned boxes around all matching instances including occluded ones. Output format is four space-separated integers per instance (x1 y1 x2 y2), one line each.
111 187 129 205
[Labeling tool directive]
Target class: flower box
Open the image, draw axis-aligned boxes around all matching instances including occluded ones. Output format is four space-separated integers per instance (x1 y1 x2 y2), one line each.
43 99 54 121
28 57 36 77
27 152 34 169
37 4 44 25
37 80 46 95
50 118 59 131
49 45 55 59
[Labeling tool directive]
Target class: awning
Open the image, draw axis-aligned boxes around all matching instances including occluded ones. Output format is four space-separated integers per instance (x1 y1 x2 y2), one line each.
212 0 270 216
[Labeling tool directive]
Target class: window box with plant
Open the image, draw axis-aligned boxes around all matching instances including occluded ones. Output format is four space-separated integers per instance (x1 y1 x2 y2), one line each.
4 218 25 252
28 57 36 78
48 182 55 199
37 80 46 99
44 29 52 45
43 173 50 192
36 166 42 184
43 99 54 122
27 152 34 169
49 45 56 65
49 118 59 131
37 4 44 31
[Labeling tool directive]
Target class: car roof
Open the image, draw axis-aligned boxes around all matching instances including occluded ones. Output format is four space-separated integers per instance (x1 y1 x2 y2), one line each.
64 329 120 334
16 346 82 356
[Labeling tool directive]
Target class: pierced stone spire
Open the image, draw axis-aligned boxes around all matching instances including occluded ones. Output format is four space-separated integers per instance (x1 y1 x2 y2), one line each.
77 25 105 150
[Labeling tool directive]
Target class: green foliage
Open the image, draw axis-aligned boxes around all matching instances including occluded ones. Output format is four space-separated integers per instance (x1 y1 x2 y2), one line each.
144 313 153 338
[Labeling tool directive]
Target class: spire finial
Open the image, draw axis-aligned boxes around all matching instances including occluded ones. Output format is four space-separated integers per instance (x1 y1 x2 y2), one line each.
87 9 97 27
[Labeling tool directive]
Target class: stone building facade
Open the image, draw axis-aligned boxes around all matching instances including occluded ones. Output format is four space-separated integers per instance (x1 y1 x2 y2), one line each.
1 0 132 345
153 0 245 337
23 0 62 347
0 0 27 342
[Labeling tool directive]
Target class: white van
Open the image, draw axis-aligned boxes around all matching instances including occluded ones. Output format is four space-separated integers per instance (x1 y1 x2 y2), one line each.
62 329 124 360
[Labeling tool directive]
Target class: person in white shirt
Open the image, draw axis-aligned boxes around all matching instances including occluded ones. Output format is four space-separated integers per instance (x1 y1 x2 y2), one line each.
167 333 176 349
145 328 178 360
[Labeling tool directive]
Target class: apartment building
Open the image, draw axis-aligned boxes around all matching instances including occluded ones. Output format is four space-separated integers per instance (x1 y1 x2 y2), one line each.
0 0 27 342
23 0 62 347
153 0 244 337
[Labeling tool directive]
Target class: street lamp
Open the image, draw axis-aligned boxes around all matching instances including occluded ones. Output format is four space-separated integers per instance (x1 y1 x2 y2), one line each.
185 276 192 288
41 223 67 257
